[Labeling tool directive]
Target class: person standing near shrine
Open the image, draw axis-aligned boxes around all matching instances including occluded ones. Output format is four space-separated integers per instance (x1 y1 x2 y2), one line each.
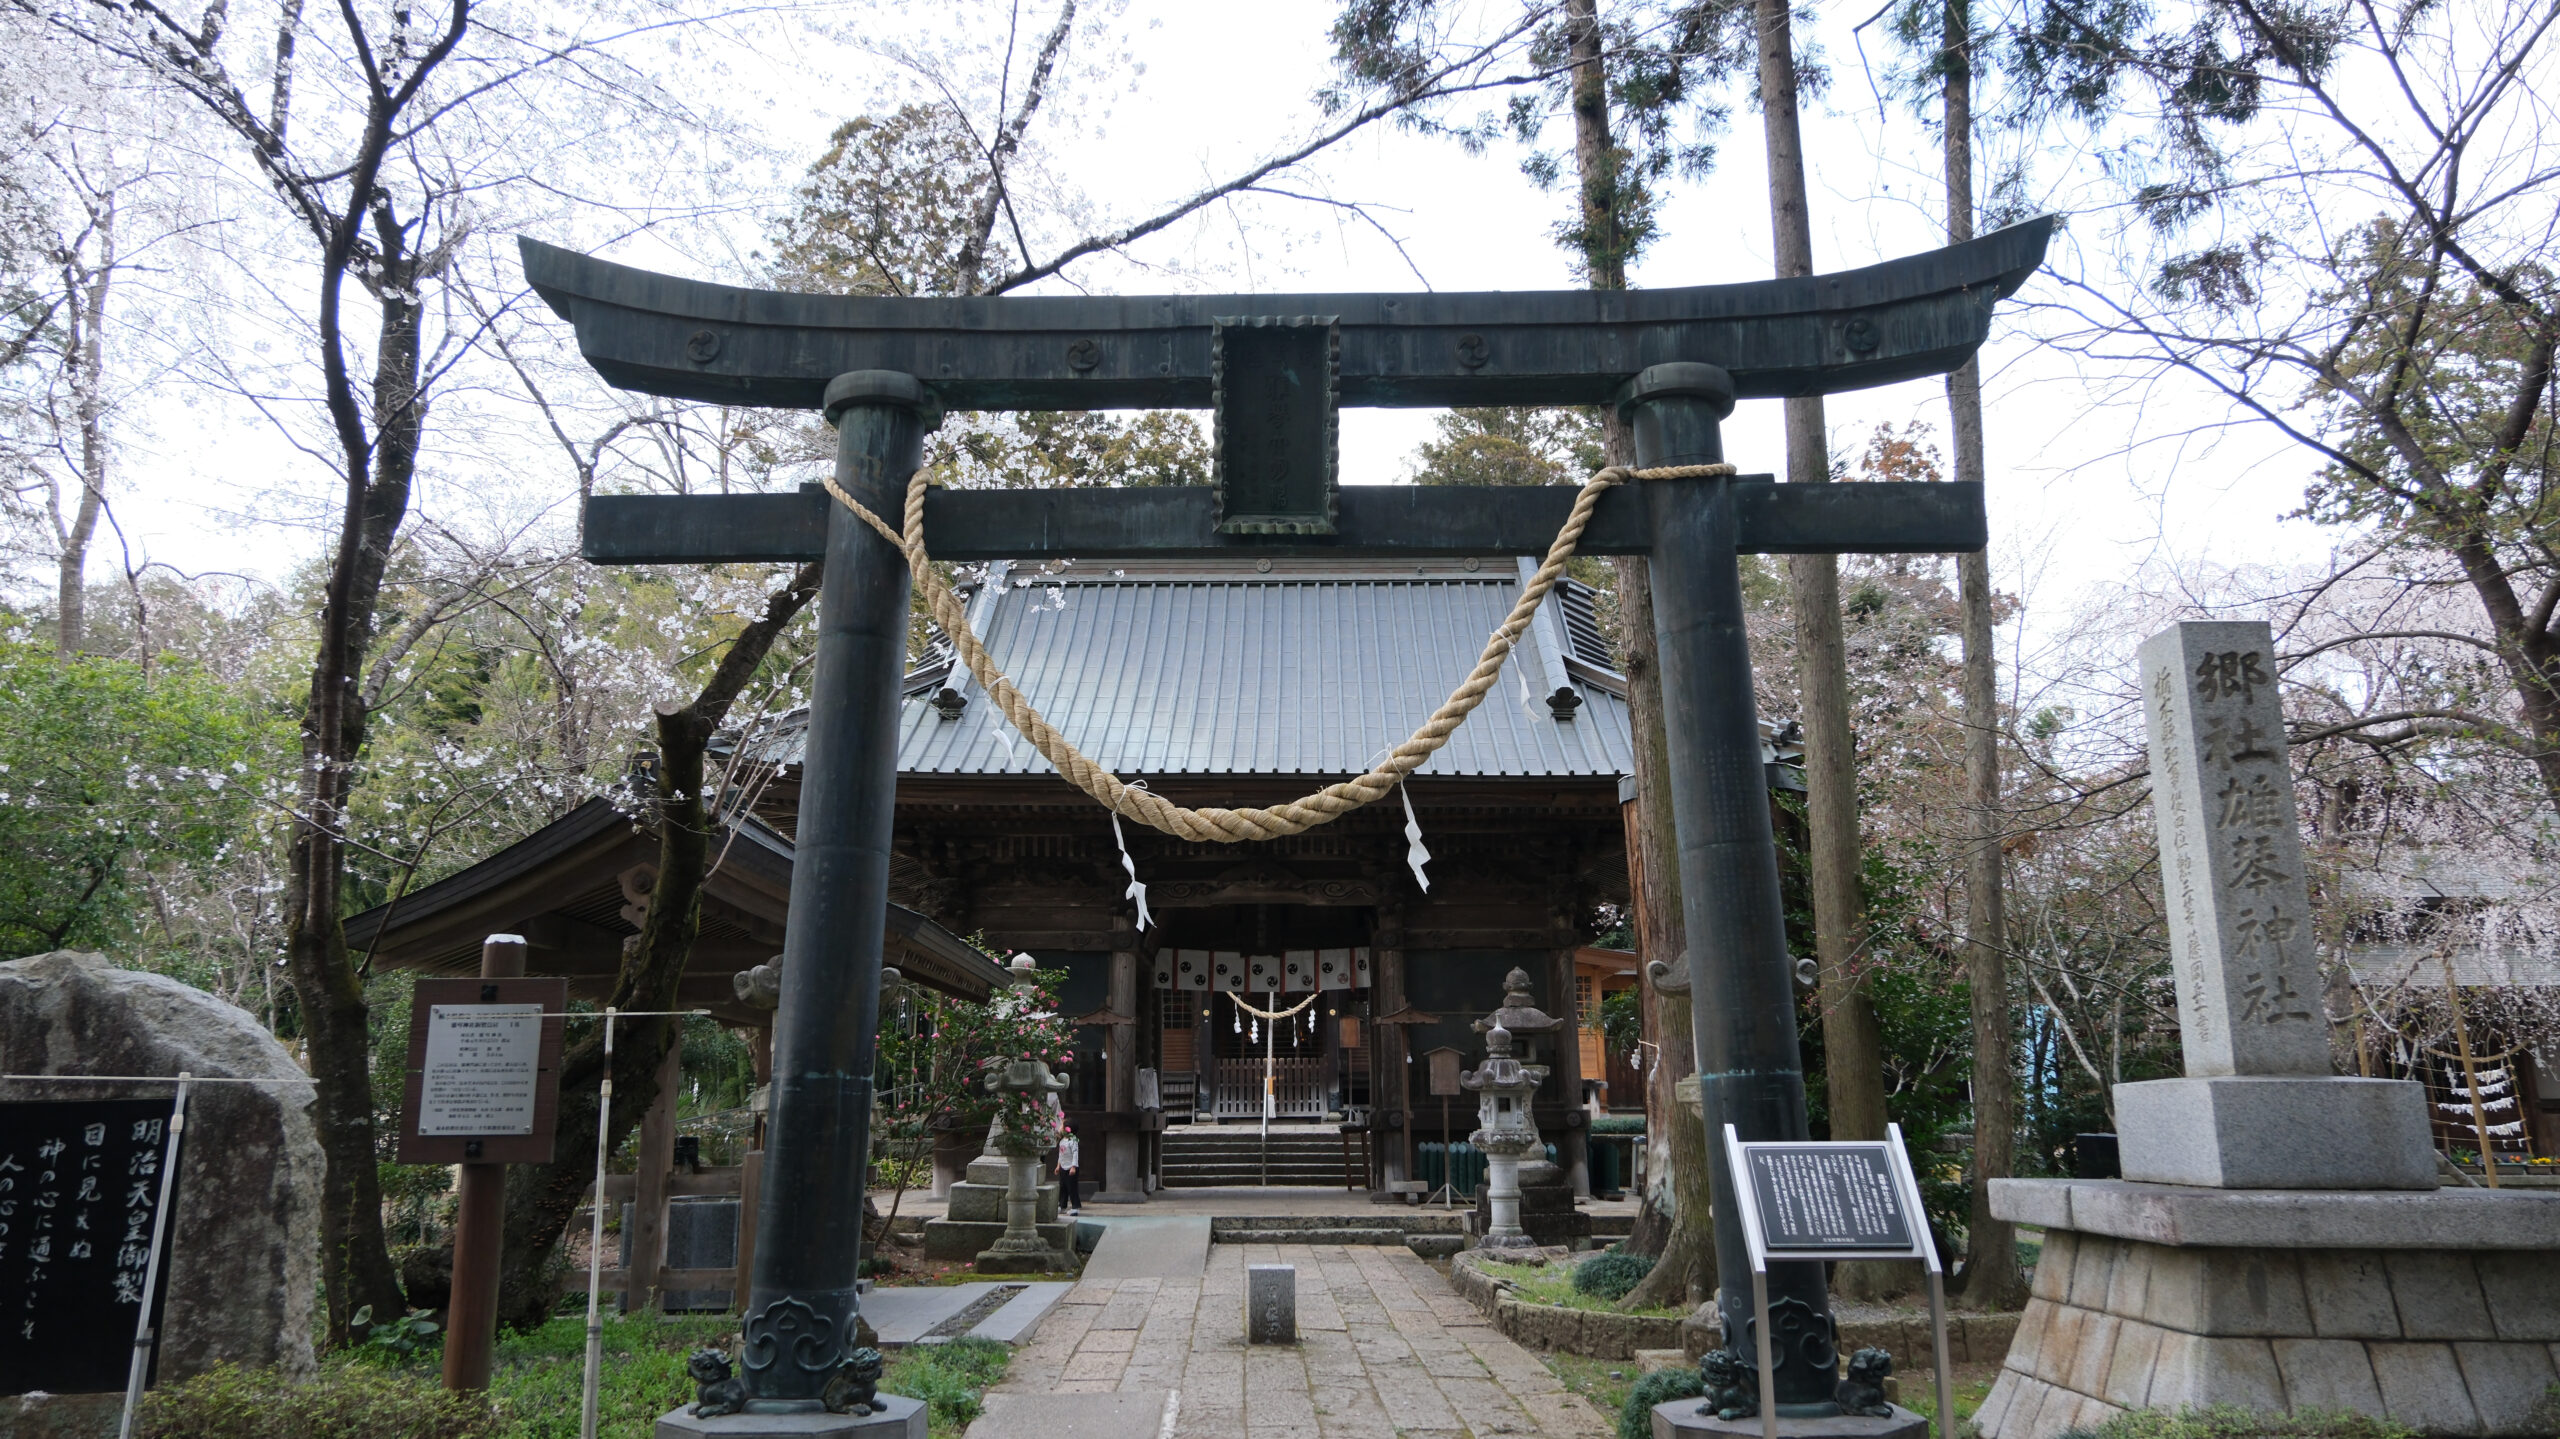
1055 1126 1082 1214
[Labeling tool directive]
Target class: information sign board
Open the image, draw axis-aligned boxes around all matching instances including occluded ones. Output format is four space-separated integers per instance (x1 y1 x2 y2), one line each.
0 1098 180 1395
419 1003 546 1135
1720 1123 1951 1439
1743 1144 1914 1253
398 977 567 1165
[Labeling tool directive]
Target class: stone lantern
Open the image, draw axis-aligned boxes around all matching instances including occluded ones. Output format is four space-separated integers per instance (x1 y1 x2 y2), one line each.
976 1057 1069 1273
1461 968 1590 1248
1462 1022 1547 1250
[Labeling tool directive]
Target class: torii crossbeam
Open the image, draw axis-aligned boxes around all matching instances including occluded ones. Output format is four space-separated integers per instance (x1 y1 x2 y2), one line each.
532 217 2052 1425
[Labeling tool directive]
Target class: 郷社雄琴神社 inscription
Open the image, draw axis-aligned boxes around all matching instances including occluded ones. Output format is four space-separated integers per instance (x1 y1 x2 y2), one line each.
2139 621 2327 1078
417 1004 544 1136
0 1098 180 1395
1745 1145 1913 1252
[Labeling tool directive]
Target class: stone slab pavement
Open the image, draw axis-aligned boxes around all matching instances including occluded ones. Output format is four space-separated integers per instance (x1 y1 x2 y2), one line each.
864 1281 1072 1346
961 1242 1610 1439
1079 1216 1214 1282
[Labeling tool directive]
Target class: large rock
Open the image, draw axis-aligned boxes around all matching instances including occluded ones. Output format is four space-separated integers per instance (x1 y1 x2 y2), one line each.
0 951 321 1426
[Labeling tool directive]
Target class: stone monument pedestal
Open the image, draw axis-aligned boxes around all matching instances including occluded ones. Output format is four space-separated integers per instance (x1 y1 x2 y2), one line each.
1975 1179 2560 1438
1651 1403 1927 1438
920 1154 1066 1261
2115 1076 2435 1190
655 1395 927 1439
1472 1160 1593 1248
1092 1128 1147 1203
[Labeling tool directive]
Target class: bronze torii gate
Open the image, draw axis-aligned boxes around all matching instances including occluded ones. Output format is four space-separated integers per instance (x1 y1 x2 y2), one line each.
529 217 2051 1421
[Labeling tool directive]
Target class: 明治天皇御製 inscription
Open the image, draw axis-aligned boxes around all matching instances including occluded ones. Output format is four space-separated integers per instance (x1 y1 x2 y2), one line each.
2139 622 2329 1077
0 1098 182 1395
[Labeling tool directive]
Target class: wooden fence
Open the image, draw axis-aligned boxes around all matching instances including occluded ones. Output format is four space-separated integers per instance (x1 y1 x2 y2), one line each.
1212 1057 1325 1118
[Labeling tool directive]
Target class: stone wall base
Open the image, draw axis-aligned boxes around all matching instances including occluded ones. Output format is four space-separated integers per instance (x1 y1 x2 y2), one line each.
1981 1187 2560 1438
918 1218 1070 1261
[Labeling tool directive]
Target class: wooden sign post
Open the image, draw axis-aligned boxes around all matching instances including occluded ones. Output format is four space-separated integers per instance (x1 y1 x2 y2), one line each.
398 938 565 1391
1721 1124 1951 1439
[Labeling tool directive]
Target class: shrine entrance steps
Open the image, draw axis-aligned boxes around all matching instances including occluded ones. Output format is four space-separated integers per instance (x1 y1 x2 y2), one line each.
1207 1213 1466 1247
1161 1124 1362 1188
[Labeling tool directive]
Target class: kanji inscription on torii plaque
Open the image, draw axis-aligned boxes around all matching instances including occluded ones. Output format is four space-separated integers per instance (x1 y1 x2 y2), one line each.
2140 619 2328 1077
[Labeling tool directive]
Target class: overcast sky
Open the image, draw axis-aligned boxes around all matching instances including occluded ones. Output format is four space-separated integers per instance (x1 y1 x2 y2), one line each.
96 0 2343 641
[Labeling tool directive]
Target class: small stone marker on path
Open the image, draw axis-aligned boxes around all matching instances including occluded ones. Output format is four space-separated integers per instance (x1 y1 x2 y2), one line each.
2117 620 2432 1189
1245 1263 1295 1345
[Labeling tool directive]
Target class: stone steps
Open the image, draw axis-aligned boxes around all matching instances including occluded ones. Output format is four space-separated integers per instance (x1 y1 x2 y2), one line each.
1207 1213 1470 1247
1160 1128 1360 1188
1210 1226 1412 1245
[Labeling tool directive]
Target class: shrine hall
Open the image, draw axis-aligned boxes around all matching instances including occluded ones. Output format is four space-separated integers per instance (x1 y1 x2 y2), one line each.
351 549 1790 1201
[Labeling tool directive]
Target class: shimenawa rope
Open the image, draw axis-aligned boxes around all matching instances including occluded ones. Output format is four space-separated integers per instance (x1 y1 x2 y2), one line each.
822 459 1735 843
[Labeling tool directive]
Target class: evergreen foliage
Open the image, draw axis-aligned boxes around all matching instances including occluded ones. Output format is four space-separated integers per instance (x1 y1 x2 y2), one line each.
1571 1249 1657 1301
1619 1365 1705 1439
0 634 281 960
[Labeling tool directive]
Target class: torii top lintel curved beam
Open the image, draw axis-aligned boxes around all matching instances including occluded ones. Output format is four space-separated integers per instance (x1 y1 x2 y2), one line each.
519 215 2052 412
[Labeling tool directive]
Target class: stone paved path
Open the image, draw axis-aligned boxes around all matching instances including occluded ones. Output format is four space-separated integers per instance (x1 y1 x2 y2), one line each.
967 1243 1610 1439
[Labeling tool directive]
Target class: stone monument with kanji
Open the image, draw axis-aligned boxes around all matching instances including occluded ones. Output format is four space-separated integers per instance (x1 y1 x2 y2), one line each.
1979 620 2560 1439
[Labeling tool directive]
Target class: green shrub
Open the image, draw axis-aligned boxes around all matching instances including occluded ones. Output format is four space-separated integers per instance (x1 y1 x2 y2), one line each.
2056 1407 2417 1439
137 1364 496 1439
882 1337 1012 1430
486 1339 694 1439
348 1305 446 1366
1619 1366 1704 1439
1573 1250 1657 1302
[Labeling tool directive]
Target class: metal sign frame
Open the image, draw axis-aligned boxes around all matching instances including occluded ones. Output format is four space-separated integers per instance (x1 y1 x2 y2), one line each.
1722 1123 1954 1439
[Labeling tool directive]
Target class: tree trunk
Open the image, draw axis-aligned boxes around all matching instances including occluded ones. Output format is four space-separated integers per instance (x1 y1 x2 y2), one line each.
1755 0 1892 1295
1615 552 1717 1310
55 201 112 658
1938 0 2029 1309
494 565 822 1329
1562 0 1716 1308
288 279 427 1345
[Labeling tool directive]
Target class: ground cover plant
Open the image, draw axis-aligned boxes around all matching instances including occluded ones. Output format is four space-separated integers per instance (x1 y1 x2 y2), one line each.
137 1314 1010 1439
2057 1409 2418 1439
1476 1256 1685 1318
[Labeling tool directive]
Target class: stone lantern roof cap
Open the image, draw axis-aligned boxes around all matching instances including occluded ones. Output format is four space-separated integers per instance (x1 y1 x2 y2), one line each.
1472 966 1564 1035
1461 1021 1549 1092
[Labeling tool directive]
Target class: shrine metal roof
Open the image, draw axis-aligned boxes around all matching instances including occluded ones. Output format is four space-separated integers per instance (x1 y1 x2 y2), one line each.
877 558 1636 780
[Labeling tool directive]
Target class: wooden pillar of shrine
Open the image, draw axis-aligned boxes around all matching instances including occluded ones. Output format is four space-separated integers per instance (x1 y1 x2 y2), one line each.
733 1023 773 1311
1099 917 1146 1201
1549 940 1590 1196
1371 908 1412 1193
626 1033 684 1312
1195 982 1216 1122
